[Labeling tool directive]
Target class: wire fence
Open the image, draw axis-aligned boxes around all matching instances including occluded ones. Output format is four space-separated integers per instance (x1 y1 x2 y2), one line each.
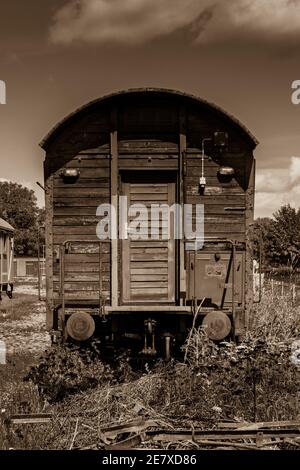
261 276 300 303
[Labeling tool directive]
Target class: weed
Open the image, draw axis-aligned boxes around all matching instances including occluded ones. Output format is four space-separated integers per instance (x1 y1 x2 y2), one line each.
25 343 116 402
0 286 299 449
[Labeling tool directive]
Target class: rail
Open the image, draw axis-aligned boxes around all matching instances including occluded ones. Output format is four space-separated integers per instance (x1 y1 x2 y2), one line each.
2 413 300 450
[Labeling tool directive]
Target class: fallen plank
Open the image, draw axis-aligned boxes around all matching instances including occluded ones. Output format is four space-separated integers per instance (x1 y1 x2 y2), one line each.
195 440 264 450
7 414 52 425
283 438 300 448
101 419 159 440
105 434 142 450
149 429 300 442
237 420 300 431
218 420 300 430
217 422 249 429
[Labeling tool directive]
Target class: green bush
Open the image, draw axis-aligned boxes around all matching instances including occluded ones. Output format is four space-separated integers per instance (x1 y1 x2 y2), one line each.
25 343 116 402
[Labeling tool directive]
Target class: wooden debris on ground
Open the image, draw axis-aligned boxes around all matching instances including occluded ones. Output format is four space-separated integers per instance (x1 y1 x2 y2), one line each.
3 412 300 450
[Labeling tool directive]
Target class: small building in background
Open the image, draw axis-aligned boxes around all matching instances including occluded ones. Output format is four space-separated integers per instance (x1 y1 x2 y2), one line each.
14 256 45 280
0 217 14 298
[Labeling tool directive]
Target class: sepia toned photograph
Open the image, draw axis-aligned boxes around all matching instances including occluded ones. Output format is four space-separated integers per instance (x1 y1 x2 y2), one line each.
0 0 300 458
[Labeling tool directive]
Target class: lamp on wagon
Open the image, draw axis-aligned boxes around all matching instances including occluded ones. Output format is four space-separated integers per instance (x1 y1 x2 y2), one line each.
60 168 80 183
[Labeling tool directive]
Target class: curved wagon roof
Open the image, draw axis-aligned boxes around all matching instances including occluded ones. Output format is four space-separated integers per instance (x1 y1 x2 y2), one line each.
0 217 14 233
40 88 258 150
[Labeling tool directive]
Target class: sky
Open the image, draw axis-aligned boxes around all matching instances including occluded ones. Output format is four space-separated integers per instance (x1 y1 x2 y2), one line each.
0 0 300 218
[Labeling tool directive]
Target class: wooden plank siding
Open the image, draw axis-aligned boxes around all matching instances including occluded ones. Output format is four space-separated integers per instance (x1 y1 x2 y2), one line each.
185 150 246 242
51 150 111 303
43 90 256 329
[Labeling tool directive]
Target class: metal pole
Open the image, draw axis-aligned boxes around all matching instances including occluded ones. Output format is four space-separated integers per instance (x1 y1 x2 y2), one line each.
99 241 103 315
0 237 3 293
232 242 236 338
292 284 296 304
259 227 262 299
37 226 41 301
61 245 66 341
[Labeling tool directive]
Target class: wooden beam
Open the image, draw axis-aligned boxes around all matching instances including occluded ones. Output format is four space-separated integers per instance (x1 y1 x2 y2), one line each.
245 155 255 330
110 107 119 307
179 106 187 304
45 172 54 329
0 237 2 286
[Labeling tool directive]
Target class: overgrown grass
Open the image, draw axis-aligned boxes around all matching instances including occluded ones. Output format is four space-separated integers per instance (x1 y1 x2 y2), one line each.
250 291 300 341
0 295 38 322
0 287 299 449
0 353 43 449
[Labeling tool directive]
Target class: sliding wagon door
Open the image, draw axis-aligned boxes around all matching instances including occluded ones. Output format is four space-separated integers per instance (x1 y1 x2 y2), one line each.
121 172 176 303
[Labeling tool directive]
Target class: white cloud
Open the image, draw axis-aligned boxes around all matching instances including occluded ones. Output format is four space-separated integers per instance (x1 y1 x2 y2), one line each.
197 0 300 44
255 156 300 218
256 170 290 194
50 0 211 45
290 156 300 185
256 156 300 194
50 0 300 45
255 190 300 218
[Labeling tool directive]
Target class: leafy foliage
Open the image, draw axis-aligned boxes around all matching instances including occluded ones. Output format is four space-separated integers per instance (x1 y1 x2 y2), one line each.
182 329 299 422
272 205 300 269
25 343 116 402
253 204 300 270
0 181 45 256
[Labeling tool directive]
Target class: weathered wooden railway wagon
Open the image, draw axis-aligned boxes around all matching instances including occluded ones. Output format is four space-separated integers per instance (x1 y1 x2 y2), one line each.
41 88 257 358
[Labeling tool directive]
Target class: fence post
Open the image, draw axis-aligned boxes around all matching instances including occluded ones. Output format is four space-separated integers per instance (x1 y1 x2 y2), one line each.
0 340 6 364
281 281 284 297
271 279 274 297
292 284 296 304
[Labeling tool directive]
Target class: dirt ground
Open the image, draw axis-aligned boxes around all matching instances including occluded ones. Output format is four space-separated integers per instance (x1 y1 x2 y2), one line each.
0 285 50 357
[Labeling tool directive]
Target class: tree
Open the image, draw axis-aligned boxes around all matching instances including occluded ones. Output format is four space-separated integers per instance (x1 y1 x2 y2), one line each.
272 204 300 270
0 181 45 256
253 204 300 271
251 217 276 268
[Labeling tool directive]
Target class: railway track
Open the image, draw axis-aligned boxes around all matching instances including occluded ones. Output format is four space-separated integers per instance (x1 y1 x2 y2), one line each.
2 414 300 450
